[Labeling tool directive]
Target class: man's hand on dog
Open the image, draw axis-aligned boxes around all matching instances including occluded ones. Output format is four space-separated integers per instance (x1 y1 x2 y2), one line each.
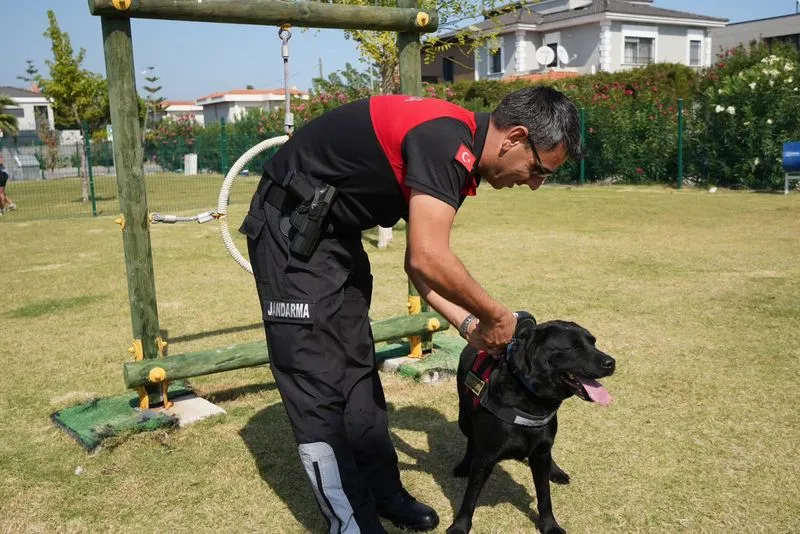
469 310 517 358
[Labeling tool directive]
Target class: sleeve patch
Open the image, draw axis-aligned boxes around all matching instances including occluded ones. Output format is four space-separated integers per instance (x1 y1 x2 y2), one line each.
454 144 476 172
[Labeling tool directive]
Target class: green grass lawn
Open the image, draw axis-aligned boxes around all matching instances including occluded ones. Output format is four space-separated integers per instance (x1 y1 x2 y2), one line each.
0 172 253 221
1 185 798 533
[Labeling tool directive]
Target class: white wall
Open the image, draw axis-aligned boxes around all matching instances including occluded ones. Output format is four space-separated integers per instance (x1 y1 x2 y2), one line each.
10 99 55 132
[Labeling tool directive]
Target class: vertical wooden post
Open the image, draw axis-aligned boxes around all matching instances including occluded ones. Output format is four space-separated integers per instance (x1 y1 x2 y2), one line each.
579 108 586 186
397 0 432 356
101 16 163 406
677 98 684 190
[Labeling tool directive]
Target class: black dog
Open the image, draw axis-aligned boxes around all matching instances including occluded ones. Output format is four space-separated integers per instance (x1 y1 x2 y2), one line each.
447 314 615 534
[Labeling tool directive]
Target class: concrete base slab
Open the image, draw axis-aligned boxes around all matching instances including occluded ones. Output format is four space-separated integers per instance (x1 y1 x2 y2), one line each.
378 355 418 373
160 393 226 427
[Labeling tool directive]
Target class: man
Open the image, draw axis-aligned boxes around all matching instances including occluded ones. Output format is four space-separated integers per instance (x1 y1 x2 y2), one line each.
0 155 16 214
240 86 582 533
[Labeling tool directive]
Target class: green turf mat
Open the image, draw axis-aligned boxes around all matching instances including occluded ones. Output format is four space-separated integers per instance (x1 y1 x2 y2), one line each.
51 382 194 452
390 335 467 380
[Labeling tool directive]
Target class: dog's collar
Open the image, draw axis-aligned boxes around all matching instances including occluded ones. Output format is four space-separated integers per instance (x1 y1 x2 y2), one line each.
466 350 557 428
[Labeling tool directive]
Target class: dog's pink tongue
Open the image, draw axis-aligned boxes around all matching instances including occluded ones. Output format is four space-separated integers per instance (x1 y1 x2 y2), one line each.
578 378 612 406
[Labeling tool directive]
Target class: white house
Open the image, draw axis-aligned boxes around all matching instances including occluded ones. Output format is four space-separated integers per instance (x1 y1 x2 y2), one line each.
196 88 309 126
0 86 56 144
422 0 728 83
158 100 205 126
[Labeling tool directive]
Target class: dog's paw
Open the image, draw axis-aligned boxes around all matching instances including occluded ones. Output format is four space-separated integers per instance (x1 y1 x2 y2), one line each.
549 465 570 485
452 460 470 478
446 520 471 534
537 518 566 534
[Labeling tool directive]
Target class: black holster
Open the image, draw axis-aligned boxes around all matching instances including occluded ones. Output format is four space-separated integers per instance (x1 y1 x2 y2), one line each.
264 170 338 260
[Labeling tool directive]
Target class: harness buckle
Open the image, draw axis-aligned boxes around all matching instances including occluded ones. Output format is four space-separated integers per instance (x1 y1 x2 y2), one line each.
465 371 486 397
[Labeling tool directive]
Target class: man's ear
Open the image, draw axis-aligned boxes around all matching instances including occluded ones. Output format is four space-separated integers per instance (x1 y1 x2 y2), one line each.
500 125 529 152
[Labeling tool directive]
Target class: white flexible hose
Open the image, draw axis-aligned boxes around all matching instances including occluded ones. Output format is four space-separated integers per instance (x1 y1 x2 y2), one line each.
217 135 289 275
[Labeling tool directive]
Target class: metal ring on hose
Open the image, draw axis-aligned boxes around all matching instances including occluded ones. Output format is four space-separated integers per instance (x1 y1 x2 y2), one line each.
278 25 292 42
217 135 289 275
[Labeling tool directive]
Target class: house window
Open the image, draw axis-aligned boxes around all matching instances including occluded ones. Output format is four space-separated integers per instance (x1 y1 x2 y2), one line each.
689 40 702 66
624 37 654 65
488 45 503 75
547 43 559 67
443 56 455 83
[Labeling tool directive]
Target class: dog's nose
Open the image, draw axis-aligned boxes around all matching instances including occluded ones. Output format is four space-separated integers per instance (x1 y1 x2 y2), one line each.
601 357 615 373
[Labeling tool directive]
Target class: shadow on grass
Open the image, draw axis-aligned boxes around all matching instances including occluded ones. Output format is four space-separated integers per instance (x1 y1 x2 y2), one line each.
239 399 538 531
69 195 116 203
388 404 539 526
163 322 264 345
239 401 327 533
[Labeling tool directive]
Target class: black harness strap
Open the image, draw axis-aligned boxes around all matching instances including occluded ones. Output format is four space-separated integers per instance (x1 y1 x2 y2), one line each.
465 348 557 428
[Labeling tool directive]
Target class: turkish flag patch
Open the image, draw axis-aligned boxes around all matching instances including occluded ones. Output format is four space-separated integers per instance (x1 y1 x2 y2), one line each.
454 144 476 172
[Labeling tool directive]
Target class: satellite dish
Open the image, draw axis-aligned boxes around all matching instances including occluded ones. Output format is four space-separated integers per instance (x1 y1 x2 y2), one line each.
535 46 555 67
557 45 571 65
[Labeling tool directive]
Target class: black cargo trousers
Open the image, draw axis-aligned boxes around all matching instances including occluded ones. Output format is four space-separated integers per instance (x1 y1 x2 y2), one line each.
240 188 402 534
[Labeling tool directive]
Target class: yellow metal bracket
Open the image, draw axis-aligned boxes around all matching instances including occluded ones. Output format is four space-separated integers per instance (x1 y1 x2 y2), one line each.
111 0 132 11
129 338 172 409
156 336 168 357
147 366 173 409
128 339 143 361
407 295 424 358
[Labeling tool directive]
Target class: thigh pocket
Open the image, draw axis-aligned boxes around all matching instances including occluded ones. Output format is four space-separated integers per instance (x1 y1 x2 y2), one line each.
239 211 266 240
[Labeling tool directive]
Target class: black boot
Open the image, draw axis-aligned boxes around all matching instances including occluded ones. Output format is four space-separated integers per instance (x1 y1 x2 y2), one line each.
376 489 439 532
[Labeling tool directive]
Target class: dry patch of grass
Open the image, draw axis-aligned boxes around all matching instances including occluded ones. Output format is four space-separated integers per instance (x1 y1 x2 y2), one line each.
1 185 799 533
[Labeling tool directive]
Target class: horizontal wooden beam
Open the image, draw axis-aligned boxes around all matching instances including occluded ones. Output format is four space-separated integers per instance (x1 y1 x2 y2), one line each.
123 311 450 388
88 0 438 33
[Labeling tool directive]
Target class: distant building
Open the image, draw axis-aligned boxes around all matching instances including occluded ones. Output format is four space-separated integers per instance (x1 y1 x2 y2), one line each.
196 88 309 126
710 12 800 55
422 0 728 84
0 86 56 144
158 100 205 126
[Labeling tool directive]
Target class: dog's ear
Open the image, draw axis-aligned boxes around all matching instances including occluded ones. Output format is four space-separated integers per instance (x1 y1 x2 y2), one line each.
514 311 537 339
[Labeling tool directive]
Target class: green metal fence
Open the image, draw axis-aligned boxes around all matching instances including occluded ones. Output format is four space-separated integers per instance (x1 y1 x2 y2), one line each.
0 126 282 222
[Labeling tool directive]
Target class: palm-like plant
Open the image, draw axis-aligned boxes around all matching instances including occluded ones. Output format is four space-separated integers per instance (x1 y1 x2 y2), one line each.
0 94 20 137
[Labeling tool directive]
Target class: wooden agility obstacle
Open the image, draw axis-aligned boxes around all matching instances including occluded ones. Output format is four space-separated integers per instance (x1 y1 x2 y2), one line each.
91 0 442 409
123 311 449 388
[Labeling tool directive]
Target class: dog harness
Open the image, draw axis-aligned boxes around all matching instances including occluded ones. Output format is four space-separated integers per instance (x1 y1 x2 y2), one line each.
464 347 557 428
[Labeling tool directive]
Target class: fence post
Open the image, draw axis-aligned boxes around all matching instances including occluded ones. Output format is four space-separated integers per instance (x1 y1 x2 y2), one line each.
219 118 228 174
83 122 98 216
579 107 586 186
677 98 684 190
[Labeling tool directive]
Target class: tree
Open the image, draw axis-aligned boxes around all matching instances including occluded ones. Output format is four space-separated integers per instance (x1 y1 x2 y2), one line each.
0 94 20 138
141 66 165 143
311 62 374 99
27 10 110 201
320 0 508 95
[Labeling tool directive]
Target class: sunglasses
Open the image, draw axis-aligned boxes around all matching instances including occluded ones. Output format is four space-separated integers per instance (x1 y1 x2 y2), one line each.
528 139 555 178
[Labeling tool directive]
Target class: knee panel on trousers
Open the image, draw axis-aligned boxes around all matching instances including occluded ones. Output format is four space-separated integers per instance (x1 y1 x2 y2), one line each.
298 442 361 534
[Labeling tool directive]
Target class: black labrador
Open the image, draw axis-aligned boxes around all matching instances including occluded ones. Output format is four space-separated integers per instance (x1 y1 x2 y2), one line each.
447 314 616 534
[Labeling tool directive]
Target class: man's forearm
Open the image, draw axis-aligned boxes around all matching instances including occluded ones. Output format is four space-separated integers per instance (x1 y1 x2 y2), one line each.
407 269 472 330
406 247 507 324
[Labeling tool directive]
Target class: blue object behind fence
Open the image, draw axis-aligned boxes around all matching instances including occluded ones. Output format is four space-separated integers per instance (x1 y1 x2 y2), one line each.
783 142 800 195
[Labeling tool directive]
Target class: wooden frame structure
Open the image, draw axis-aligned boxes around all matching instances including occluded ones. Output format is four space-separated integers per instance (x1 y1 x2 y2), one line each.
89 0 440 407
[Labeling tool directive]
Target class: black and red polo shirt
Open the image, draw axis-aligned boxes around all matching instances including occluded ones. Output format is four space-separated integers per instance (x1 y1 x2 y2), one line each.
260 95 490 232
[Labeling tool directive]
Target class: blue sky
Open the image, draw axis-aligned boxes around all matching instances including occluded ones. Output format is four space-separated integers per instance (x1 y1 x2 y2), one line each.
0 1 796 101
